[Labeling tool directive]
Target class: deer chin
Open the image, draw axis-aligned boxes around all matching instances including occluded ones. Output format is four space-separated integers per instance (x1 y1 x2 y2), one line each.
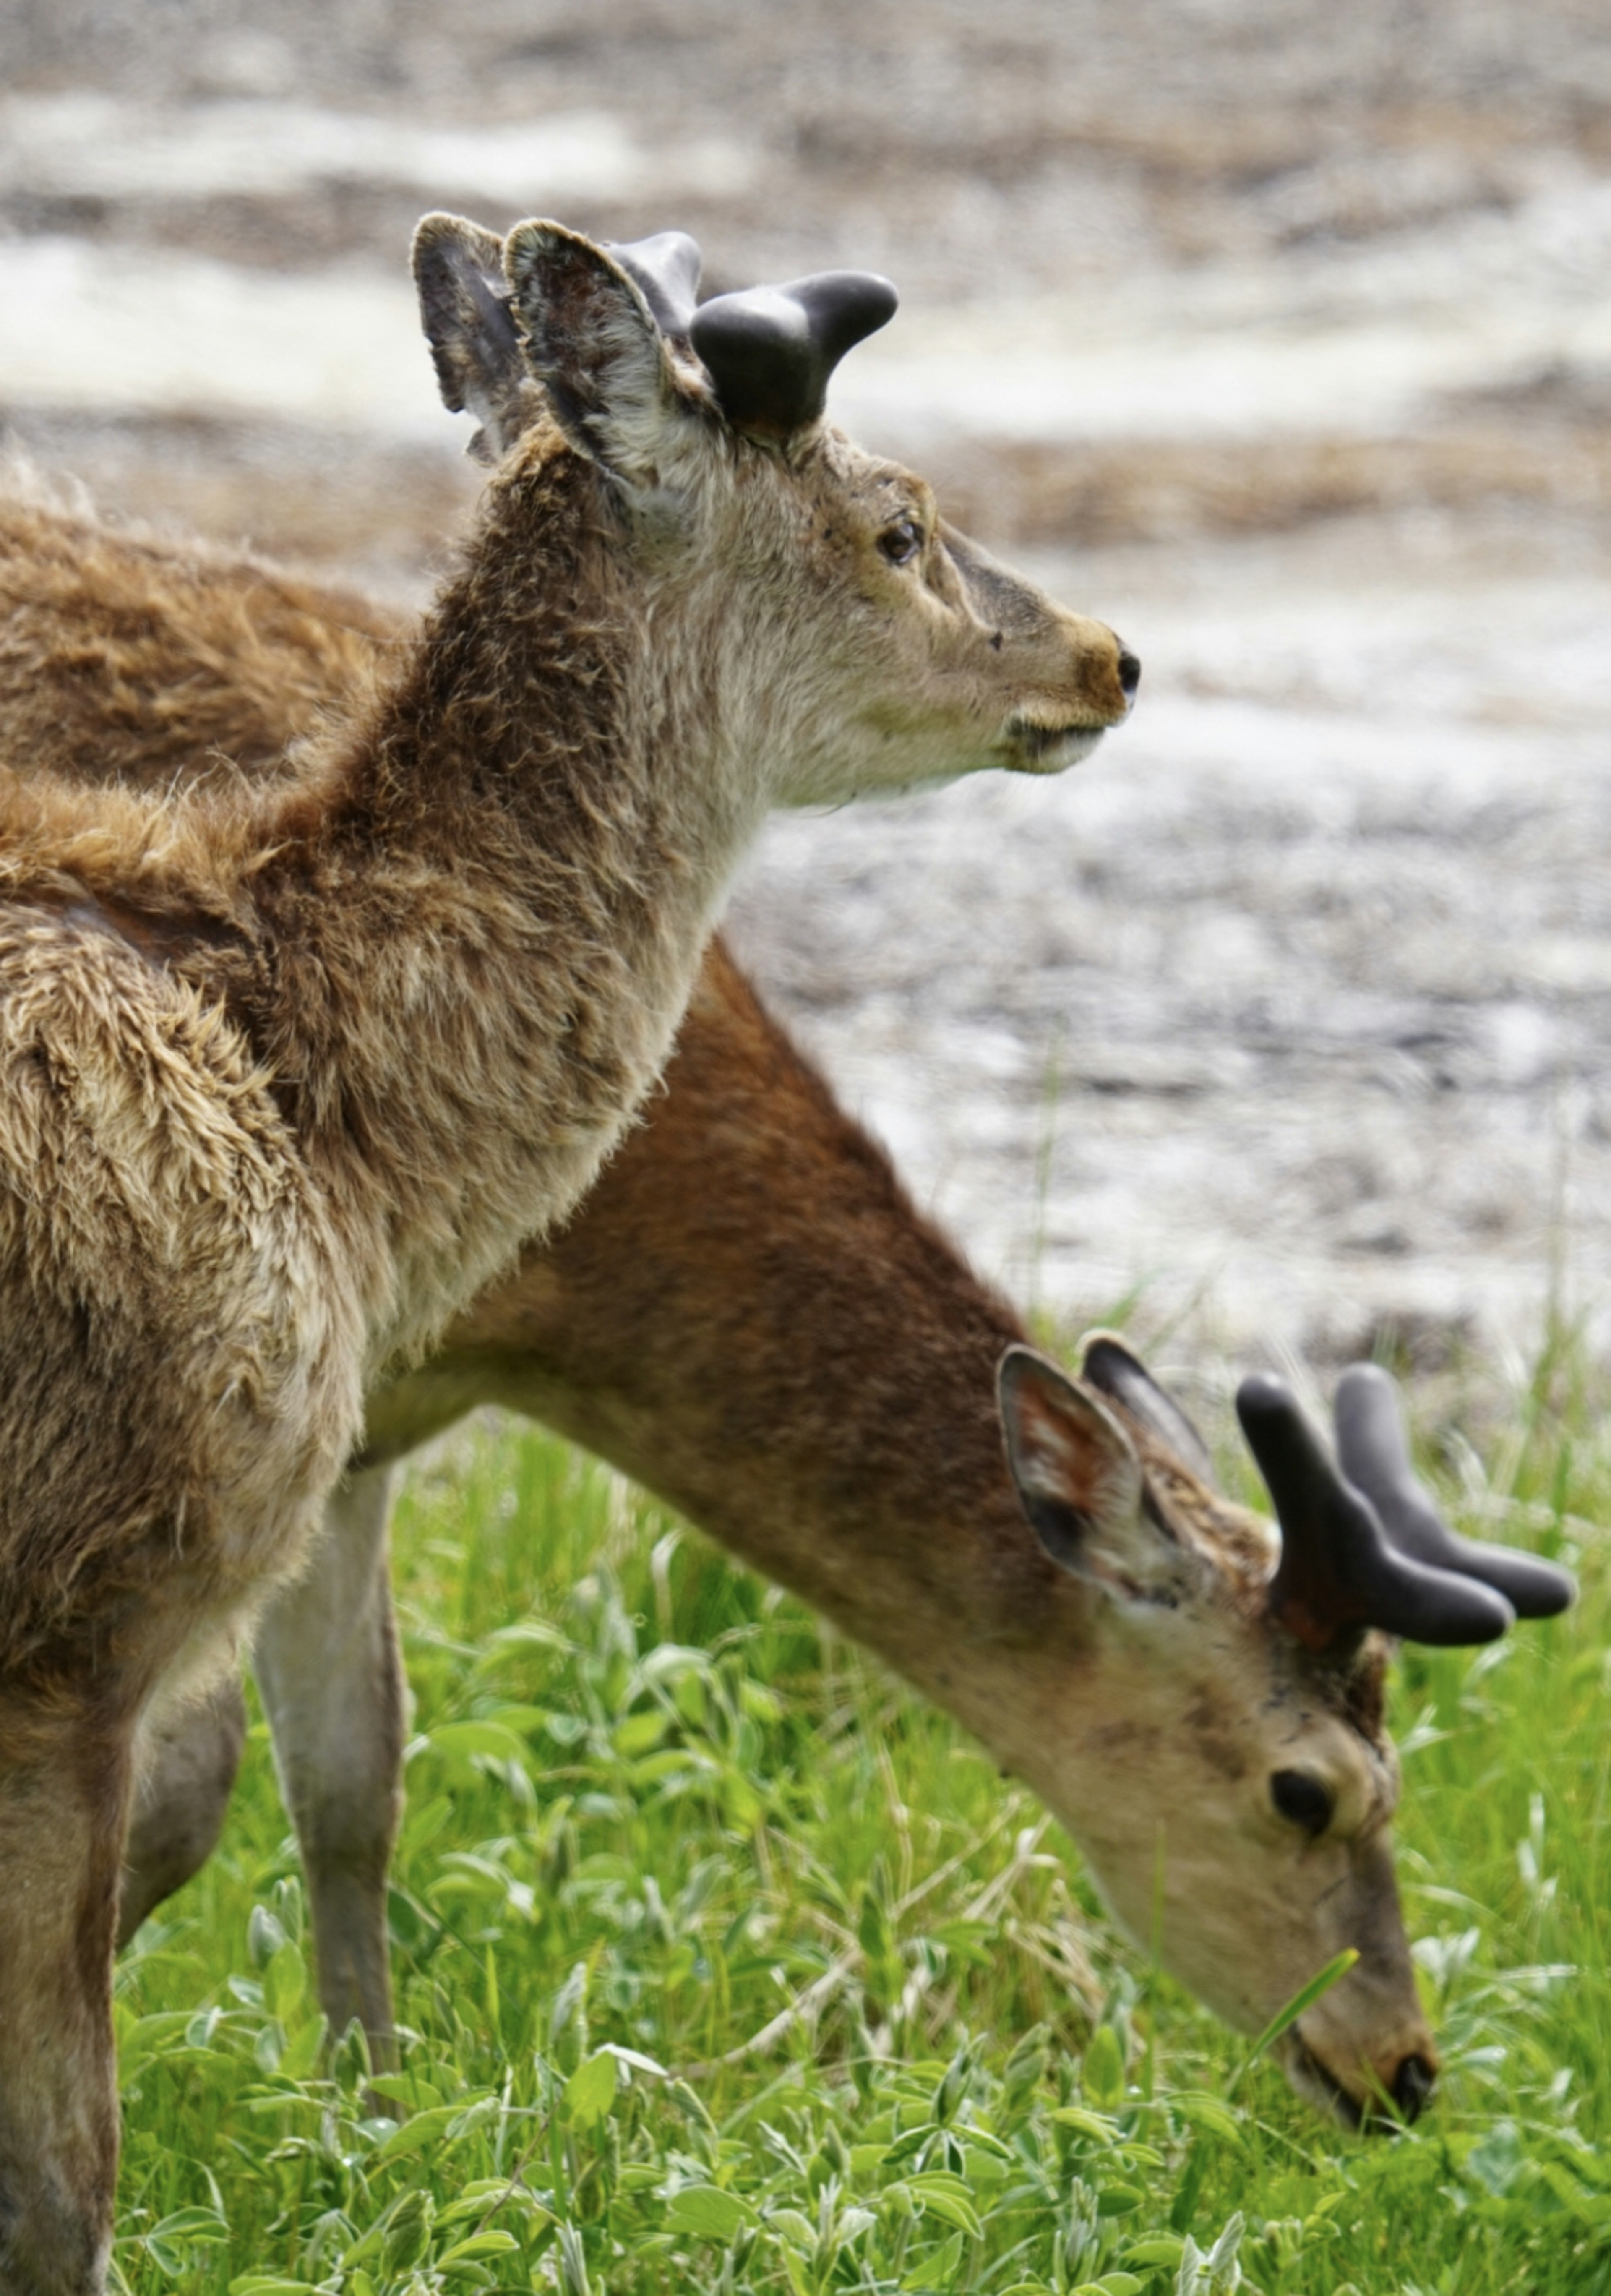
1276 2029 1369 2130
996 715 1108 775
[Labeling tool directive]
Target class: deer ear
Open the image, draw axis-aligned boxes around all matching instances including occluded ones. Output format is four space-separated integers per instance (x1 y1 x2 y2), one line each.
998 1346 1189 1606
503 220 683 481
1079 1329 1217 1489
412 213 538 466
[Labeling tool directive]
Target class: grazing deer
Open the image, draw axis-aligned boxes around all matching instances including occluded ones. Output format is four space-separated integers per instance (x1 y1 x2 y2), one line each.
2 489 1569 2139
0 214 1137 2293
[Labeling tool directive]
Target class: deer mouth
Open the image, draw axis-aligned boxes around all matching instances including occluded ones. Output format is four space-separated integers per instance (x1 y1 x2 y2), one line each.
998 714 1108 775
1278 2030 1367 2130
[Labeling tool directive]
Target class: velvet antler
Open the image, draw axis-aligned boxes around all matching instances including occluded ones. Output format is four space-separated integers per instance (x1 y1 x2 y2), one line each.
1237 1372 1516 1652
690 270 898 436
1333 1363 1575 1620
605 231 703 338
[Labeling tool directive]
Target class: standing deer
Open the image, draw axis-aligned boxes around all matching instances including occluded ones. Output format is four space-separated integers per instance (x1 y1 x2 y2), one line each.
0 212 1137 2293
1 477 1569 2142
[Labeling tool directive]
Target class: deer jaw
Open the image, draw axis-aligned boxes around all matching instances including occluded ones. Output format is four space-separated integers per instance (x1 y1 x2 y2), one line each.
604 426 1136 815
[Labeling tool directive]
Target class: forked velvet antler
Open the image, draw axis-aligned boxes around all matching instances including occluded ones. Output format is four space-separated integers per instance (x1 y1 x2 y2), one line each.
1236 1370 1571 1652
690 271 898 434
1333 1363 1575 1621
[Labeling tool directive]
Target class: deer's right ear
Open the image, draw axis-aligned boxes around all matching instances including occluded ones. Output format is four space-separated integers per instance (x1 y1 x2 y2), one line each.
503 221 683 483
998 1346 1187 1606
412 213 538 466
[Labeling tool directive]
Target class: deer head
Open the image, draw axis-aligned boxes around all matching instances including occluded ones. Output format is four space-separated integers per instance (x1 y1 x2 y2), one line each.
998 1338 1572 2126
410 214 1138 807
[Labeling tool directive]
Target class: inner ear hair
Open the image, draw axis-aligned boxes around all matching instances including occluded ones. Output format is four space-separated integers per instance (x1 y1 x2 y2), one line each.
502 221 672 475
998 1344 1143 1528
411 212 535 464
999 1345 1198 1604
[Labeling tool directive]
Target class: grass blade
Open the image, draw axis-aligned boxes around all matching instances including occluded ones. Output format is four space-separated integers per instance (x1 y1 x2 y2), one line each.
1229 1949 1359 2094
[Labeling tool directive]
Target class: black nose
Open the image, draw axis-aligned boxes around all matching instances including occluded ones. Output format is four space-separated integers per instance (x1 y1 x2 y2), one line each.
1390 2052 1436 2124
1117 646 1141 701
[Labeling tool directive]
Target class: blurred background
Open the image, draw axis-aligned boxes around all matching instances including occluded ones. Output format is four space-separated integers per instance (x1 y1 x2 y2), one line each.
3 0 1610 1387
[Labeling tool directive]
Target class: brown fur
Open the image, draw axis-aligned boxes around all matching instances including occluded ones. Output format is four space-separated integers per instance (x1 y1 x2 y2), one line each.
0 203 1137 2289
0 475 394 786
11 482 1434 2144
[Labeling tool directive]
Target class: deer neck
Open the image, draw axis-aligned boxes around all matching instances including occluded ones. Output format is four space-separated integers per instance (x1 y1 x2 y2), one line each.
371 948 1107 1772
255 444 762 1371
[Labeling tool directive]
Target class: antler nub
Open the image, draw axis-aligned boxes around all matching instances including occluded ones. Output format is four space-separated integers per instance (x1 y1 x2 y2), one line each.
690 270 899 435
603 231 704 339
1334 1363 1575 1619
1237 1372 1515 1652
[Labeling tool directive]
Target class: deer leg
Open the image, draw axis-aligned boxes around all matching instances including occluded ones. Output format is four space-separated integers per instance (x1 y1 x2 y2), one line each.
252 1464 404 2068
0 1683 135 2296
118 1673 249 1945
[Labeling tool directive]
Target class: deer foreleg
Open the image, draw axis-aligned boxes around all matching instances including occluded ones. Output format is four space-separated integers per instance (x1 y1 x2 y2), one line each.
119 1673 248 1945
251 1464 404 2069
0 1686 134 2296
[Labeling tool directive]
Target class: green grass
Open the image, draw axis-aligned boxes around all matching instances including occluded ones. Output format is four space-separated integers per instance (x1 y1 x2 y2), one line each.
112 1356 1611 2296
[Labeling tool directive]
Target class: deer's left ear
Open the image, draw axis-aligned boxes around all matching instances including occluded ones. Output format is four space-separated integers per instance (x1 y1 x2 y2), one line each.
998 1346 1192 1608
412 213 538 466
504 221 685 483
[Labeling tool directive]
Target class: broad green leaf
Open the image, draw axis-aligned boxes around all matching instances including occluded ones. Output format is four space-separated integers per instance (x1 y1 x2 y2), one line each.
905 2171 983 2239
1121 2235 1187 2269
246 1905 286 1970
766 2208 818 2249
614 1708 670 1756
369 2102 463 2160
1051 2106 1121 2145
427 1718 532 1766
366 2073 445 2110
1082 2023 1126 2110
437 2229 521 2265
1096 2181 1145 2217
263 1940 305 2022
274 2012 327 2081
482 1620 569 1656
565 2048 620 2127
1171 2092 1245 2149
665 2185 753 2241
436 2179 550 2230
147 2207 229 2244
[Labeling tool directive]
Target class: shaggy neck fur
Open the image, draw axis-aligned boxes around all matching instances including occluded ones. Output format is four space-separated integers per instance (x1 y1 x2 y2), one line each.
270 441 761 1367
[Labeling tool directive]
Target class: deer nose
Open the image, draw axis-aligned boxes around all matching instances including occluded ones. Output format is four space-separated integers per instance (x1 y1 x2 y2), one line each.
1389 2052 1436 2124
1116 644 1141 702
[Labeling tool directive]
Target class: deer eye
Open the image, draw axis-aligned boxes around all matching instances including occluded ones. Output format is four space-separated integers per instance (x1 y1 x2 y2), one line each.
878 517 925 566
1270 1769 1334 1837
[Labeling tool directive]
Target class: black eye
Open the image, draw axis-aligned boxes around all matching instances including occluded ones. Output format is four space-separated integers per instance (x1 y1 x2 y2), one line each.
878 517 924 566
1270 1769 1334 1837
